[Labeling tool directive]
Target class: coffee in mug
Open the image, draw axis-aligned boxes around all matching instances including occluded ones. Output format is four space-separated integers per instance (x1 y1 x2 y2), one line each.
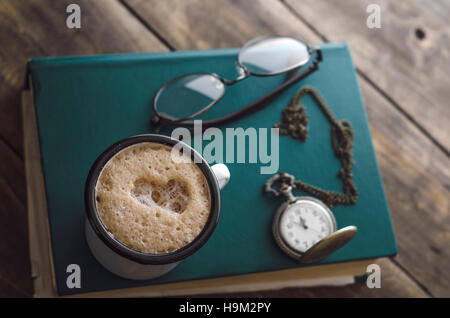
85 134 230 280
95 142 211 254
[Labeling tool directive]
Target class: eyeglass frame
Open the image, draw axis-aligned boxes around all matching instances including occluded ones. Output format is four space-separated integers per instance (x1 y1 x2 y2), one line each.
151 36 323 132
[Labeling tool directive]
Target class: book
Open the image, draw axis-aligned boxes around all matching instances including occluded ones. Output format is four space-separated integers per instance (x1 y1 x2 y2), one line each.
23 43 396 297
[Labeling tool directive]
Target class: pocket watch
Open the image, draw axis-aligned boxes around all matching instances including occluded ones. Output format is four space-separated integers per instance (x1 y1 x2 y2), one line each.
264 173 357 263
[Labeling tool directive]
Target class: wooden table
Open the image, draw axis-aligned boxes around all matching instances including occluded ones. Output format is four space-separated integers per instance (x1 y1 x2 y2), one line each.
0 0 448 298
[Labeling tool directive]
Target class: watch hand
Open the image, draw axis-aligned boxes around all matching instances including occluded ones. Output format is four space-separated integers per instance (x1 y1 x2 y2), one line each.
307 226 321 234
301 218 322 234
299 217 308 229
292 220 307 230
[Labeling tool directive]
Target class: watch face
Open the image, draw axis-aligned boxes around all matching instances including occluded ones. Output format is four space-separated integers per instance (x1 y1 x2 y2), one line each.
279 199 336 253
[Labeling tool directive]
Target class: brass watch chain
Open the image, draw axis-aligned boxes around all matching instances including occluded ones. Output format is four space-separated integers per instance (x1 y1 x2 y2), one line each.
274 85 358 208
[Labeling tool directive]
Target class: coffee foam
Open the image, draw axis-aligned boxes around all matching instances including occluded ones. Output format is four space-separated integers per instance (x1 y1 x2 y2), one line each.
95 142 211 254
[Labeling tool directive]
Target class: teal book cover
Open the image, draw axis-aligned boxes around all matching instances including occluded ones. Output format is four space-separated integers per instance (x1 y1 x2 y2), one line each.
27 43 397 296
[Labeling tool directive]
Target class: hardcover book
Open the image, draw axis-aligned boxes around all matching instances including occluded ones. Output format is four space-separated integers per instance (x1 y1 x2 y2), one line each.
23 43 397 297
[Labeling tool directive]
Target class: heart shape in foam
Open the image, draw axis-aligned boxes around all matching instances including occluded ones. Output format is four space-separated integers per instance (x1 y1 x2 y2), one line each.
131 178 189 214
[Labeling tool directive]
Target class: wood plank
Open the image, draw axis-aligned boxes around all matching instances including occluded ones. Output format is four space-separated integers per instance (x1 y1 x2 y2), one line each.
284 0 450 153
123 0 318 49
0 158 32 296
0 90 31 297
0 0 168 156
193 258 429 297
0 2 448 296
124 0 450 296
0 125 30 297
0 0 169 297
0 278 28 298
360 79 450 298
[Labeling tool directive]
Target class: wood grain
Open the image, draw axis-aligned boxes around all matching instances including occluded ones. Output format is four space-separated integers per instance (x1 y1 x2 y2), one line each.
0 0 168 297
123 0 319 49
0 0 447 297
124 0 449 297
0 277 28 298
0 143 32 296
360 79 450 297
0 0 168 156
284 0 450 153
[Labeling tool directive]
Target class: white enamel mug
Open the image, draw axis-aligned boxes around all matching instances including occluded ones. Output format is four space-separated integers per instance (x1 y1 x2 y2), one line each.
84 134 230 280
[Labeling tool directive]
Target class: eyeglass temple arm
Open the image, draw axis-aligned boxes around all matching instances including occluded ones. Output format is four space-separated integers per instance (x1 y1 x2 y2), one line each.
175 48 322 130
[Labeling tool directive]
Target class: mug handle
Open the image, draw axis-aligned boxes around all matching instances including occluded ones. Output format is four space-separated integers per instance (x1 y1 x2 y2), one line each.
211 163 230 190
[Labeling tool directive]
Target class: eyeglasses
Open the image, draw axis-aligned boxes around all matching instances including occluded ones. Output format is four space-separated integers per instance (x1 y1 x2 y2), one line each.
151 35 322 131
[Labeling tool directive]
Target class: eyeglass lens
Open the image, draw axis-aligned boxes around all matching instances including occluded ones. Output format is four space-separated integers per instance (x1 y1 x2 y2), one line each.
155 73 225 120
238 36 310 76
154 36 310 121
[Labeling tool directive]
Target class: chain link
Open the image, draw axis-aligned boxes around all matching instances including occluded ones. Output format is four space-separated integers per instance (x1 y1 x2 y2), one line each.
273 85 358 208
